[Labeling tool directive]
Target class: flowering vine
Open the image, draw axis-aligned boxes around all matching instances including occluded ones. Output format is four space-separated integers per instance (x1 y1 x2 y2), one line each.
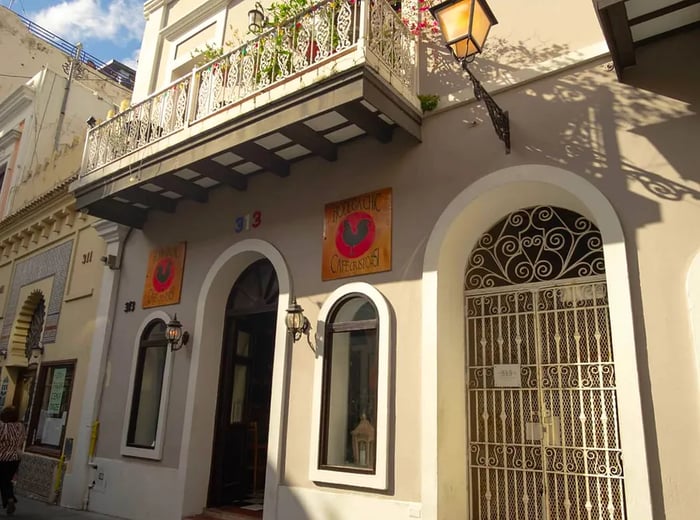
397 0 440 37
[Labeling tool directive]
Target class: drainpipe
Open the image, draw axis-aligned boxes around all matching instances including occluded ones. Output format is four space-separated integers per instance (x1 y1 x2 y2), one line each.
60 221 131 511
54 43 81 151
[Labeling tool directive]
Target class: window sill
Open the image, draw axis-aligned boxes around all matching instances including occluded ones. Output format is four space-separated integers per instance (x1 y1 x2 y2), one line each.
25 445 62 459
120 444 163 460
310 466 387 490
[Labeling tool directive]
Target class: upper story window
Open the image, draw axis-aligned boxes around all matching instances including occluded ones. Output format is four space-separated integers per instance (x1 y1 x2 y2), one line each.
122 315 174 460
163 8 228 85
310 283 392 489
0 163 6 192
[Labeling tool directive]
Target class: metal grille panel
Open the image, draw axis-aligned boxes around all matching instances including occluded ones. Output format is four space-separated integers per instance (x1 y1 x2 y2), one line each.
466 281 626 520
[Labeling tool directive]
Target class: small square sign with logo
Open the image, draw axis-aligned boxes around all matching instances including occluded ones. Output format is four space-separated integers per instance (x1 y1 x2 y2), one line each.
142 242 187 308
322 188 392 281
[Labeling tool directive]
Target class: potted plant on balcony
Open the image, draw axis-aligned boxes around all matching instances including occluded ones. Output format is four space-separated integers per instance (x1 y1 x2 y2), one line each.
194 43 226 66
253 0 348 83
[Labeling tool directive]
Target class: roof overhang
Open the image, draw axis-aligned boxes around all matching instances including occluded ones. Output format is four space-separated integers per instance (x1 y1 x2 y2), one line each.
72 66 421 229
594 0 700 78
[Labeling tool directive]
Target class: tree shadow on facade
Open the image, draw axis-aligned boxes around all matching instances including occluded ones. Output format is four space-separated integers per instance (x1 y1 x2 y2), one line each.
624 32 699 187
418 30 700 519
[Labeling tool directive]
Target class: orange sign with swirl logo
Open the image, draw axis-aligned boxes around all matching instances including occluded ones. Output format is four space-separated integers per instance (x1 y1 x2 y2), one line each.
322 188 392 281
142 242 187 309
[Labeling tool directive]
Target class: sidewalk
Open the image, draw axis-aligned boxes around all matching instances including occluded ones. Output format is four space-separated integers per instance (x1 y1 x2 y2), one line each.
2 497 125 519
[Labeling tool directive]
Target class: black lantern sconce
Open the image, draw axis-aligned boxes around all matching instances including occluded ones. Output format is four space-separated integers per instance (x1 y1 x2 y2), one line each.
248 2 267 33
166 314 190 351
430 0 510 153
285 298 311 343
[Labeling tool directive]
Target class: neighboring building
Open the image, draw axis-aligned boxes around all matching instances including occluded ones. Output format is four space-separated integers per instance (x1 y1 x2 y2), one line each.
0 14 133 502
0 7 132 105
64 0 699 519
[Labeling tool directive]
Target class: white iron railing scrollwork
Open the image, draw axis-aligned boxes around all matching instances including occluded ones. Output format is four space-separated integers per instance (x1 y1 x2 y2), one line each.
192 0 361 121
366 0 415 90
80 0 416 177
84 77 190 173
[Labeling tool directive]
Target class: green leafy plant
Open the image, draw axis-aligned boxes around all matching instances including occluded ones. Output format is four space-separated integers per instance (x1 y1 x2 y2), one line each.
266 0 314 25
253 0 342 84
192 43 225 66
192 27 244 66
418 94 440 112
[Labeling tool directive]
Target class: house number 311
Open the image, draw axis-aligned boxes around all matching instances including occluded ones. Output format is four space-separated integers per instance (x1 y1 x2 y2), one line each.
235 211 262 233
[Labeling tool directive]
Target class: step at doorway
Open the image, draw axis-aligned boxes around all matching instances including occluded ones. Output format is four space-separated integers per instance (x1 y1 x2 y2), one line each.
186 502 263 520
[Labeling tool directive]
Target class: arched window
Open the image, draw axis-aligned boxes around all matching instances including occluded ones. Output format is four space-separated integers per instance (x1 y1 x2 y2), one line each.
320 296 378 471
124 318 171 457
310 283 391 490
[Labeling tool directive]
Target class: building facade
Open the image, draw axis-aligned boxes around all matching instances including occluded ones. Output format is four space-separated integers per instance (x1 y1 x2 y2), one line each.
0 12 133 501
65 0 700 519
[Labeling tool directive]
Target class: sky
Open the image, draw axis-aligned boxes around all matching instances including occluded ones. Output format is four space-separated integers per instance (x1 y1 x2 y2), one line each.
6 0 145 70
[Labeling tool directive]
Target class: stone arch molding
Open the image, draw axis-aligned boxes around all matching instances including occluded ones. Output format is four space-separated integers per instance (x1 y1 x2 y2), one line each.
420 164 652 520
176 239 291 520
10 289 45 356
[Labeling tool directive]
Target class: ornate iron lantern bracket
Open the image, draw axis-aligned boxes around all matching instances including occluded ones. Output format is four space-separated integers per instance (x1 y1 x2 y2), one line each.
462 61 510 154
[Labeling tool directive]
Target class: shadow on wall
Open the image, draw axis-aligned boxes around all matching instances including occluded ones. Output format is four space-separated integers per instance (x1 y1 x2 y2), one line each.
417 28 700 520
623 30 700 188
421 29 700 204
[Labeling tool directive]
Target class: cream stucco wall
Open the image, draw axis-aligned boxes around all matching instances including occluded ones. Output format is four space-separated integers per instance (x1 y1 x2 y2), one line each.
135 0 609 102
85 26 700 520
0 198 106 474
419 0 607 102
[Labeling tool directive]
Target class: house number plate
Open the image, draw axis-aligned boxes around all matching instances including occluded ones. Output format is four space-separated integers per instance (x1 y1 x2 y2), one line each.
493 364 521 387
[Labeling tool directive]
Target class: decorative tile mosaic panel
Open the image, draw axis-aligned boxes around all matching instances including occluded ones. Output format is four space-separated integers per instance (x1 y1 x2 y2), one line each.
15 452 58 501
0 240 73 351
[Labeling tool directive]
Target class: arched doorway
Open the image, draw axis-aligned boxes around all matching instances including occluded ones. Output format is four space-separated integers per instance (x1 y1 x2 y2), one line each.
464 206 626 519
12 290 46 424
208 258 279 510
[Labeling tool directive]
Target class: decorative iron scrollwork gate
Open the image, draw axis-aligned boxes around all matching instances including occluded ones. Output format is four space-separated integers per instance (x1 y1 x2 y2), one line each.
464 207 626 519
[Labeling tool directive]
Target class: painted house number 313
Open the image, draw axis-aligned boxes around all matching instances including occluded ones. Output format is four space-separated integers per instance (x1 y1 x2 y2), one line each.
235 211 262 233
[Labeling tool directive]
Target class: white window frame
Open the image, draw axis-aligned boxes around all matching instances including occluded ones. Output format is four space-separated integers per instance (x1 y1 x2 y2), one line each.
120 311 175 460
166 9 228 82
309 282 392 490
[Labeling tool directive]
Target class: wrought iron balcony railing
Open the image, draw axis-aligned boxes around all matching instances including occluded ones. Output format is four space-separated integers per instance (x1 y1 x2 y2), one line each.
82 0 416 177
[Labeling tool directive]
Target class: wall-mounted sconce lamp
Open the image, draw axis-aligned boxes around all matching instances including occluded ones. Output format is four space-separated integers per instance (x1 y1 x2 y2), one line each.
248 2 267 33
166 314 190 351
430 0 510 153
0 350 6 362
285 298 311 342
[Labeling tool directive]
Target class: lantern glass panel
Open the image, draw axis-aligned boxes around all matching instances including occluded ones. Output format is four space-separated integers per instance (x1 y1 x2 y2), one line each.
167 324 182 342
286 310 303 331
432 0 496 60
433 0 472 47
470 0 493 52
249 10 264 31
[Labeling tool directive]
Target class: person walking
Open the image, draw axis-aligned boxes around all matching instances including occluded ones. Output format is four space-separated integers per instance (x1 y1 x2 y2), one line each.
0 406 24 515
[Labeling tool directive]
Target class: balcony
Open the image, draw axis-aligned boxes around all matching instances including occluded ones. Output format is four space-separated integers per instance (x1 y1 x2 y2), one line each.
72 0 422 228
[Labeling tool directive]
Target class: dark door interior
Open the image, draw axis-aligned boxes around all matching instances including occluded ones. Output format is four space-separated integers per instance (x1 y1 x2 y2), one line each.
13 368 36 426
209 259 278 507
